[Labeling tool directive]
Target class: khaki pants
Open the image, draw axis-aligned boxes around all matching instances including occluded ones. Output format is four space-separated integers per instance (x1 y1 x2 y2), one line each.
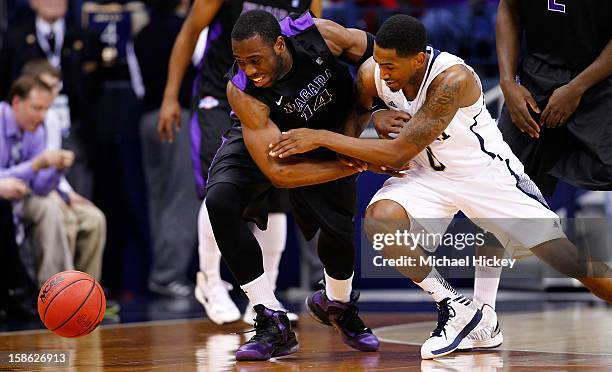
52 193 106 281
22 195 73 286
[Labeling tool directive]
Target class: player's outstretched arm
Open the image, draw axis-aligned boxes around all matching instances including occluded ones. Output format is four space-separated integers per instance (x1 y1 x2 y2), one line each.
270 67 476 169
227 82 358 188
158 0 224 143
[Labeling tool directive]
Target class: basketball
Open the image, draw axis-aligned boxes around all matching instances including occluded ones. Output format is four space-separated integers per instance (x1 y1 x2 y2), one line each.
38 271 106 338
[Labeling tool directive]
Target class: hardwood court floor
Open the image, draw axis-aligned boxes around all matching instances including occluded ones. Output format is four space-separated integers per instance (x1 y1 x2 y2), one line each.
0 308 611 371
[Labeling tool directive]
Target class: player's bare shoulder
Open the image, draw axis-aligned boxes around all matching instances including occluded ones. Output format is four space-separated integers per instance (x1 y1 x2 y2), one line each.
356 57 378 108
428 64 480 108
357 57 376 86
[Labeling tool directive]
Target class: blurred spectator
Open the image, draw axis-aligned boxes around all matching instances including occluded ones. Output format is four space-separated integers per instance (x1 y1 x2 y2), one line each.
134 0 199 297
0 0 101 198
0 75 74 286
22 59 107 283
496 0 612 195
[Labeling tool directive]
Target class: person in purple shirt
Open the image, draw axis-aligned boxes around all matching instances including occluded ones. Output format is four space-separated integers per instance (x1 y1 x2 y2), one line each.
21 60 107 287
0 75 75 286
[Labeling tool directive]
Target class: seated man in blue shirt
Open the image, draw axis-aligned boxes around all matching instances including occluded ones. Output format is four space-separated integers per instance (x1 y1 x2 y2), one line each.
0 75 74 286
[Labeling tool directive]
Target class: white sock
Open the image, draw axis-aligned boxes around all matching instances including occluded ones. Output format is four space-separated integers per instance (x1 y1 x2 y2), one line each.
473 265 502 309
415 268 460 303
324 269 353 303
197 200 222 283
252 213 287 292
240 273 282 311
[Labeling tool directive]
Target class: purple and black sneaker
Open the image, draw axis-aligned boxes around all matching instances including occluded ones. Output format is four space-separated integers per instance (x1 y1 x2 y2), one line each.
235 304 299 361
306 289 379 352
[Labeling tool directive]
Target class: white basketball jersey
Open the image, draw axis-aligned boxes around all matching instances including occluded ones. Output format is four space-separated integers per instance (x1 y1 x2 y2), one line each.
374 46 523 176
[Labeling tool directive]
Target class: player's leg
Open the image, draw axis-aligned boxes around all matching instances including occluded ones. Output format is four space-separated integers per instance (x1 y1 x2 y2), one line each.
530 239 612 303
253 213 286 293
473 240 503 310
191 102 243 323
242 213 284 323
193 104 295 323
205 133 300 360
461 158 612 303
458 160 575 351
458 235 504 350
246 213 299 324
195 200 241 324
205 183 278 307
142 109 199 297
363 175 483 359
206 181 297 361
289 178 379 352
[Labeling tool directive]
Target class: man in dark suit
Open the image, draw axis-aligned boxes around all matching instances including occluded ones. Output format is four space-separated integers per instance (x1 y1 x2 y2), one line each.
0 0 101 197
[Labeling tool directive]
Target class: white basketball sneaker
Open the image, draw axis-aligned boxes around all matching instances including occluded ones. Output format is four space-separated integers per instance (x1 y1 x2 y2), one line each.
242 301 299 326
195 272 241 325
421 296 483 359
458 303 503 350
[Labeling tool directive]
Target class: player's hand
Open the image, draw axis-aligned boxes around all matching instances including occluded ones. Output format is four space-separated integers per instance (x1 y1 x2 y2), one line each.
540 84 582 128
0 177 28 200
268 128 322 158
158 96 182 143
372 110 411 139
500 81 541 139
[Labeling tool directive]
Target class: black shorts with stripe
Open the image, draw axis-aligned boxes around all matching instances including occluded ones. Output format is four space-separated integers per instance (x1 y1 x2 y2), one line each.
206 126 356 241
498 55 612 195
190 96 289 211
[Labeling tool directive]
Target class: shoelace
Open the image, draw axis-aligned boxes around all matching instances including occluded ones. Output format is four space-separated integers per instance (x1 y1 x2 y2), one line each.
237 315 286 343
431 300 456 338
336 304 368 334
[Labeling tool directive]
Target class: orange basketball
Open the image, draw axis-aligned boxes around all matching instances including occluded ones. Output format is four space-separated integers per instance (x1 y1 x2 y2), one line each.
38 270 106 338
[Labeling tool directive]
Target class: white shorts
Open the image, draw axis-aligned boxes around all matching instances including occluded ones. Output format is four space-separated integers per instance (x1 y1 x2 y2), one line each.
368 158 565 258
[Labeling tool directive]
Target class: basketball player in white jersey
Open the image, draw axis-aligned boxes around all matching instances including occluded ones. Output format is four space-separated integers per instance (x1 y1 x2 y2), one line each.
269 14 612 358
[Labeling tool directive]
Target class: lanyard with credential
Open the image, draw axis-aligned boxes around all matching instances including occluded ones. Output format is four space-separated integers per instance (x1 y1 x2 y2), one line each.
37 29 62 68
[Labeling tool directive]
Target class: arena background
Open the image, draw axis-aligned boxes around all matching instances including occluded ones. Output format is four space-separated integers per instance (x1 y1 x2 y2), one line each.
0 1 610 370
